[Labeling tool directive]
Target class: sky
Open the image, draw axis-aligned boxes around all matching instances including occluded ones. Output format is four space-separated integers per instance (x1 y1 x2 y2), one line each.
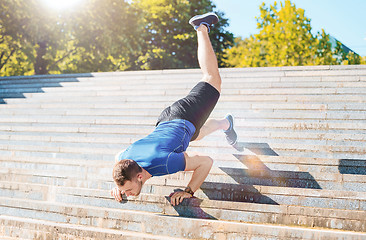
212 0 366 56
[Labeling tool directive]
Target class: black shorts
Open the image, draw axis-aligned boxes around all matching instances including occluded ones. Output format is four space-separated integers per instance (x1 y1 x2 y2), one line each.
156 81 220 141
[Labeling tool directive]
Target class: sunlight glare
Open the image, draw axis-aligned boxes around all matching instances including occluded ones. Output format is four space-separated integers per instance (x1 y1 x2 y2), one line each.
40 0 84 11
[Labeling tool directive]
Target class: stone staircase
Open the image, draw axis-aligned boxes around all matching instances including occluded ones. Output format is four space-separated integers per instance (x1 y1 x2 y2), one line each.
1 65 366 239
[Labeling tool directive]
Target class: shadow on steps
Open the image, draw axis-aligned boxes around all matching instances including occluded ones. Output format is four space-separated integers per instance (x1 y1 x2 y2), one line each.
232 142 279 156
197 141 322 206
201 182 279 205
0 75 85 104
229 141 322 189
165 193 218 220
339 159 366 175
229 153 322 189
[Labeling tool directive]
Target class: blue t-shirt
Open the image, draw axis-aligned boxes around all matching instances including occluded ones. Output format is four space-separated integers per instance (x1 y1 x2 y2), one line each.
118 119 196 176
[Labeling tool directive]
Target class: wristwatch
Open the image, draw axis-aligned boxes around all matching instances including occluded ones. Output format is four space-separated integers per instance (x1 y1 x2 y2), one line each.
184 186 194 196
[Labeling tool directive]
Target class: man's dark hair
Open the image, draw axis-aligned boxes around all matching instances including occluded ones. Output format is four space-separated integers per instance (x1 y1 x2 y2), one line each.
113 159 142 186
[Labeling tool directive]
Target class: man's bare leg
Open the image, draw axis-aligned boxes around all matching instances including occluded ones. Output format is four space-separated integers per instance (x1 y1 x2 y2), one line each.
193 16 237 145
194 118 229 141
196 24 222 93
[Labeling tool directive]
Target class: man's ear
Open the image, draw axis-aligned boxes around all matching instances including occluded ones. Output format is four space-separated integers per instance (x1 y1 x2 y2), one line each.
136 172 143 181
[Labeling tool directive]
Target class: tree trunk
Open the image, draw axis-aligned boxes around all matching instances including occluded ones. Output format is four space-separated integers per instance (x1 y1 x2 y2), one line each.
34 41 48 75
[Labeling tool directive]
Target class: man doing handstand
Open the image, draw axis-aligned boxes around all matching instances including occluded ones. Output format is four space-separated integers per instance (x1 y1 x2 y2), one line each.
111 12 237 206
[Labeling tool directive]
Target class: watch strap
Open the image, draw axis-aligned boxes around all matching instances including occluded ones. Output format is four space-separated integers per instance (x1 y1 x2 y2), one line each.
184 186 194 196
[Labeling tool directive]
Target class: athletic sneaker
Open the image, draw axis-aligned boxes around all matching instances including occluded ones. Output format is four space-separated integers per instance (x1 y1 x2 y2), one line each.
224 114 237 145
189 12 219 33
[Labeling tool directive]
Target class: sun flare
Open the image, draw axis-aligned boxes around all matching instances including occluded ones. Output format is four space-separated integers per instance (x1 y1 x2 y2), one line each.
39 0 84 11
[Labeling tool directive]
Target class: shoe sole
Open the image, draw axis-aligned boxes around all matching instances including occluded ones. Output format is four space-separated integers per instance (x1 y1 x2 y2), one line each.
225 113 238 145
225 113 234 131
189 12 219 25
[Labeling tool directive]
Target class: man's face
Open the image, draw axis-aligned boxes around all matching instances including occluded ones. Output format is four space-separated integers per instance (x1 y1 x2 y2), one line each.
118 175 143 197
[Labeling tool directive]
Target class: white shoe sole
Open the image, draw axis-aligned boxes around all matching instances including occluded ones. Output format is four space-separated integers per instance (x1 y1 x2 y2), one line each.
189 12 219 25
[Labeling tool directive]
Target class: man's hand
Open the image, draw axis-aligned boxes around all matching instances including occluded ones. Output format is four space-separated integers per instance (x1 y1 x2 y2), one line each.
111 187 123 202
169 191 192 206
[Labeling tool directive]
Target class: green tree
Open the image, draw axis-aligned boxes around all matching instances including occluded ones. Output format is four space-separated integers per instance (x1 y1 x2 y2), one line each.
1 0 233 76
131 0 233 70
0 34 34 76
223 0 350 67
0 0 35 76
361 56 366 65
314 29 337 65
58 0 141 73
0 0 139 76
341 51 361 65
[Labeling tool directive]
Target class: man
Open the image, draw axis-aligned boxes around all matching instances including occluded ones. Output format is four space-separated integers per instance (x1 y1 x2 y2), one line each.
111 12 237 206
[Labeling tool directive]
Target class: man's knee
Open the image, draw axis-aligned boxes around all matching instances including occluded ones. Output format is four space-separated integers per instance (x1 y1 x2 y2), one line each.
202 74 221 92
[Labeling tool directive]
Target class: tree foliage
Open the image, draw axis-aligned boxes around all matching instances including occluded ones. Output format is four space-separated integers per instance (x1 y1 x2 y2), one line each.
223 0 364 68
0 0 233 76
128 0 233 70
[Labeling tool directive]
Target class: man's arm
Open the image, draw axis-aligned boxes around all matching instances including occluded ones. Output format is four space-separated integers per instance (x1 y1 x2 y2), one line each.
170 152 213 206
183 152 213 192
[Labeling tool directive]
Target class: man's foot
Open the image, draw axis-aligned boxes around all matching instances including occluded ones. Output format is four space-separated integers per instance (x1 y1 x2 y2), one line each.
189 12 219 33
224 114 237 145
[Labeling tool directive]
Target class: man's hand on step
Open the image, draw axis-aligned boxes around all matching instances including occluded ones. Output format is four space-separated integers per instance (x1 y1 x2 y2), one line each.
169 191 193 206
111 187 123 202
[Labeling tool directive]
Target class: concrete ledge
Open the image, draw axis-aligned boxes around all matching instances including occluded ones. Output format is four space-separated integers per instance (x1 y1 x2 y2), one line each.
2 133 366 160
1 124 366 148
1 196 366 233
2 107 366 121
3 215 366 240
5 87 366 98
2 180 366 212
0 215 182 240
4 94 366 104
1 65 365 80
2 102 366 111
0 73 93 81
2 76 365 92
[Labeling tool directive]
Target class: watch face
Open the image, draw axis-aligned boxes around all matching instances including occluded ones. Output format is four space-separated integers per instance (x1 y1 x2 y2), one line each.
184 187 194 195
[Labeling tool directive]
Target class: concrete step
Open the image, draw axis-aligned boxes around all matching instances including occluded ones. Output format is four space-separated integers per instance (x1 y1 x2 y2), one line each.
2 129 366 159
3 87 366 99
0 77 81 86
2 156 366 193
4 94 366 105
1 132 366 164
2 108 366 123
3 79 366 94
3 165 365 194
2 76 366 89
1 128 365 146
0 140 363 168
1 119 366 136
1 74 365 90
0 66 364 83
1 192 366 233
2 153 365 175
0 144 365 169
3 144 362 168
0 215 182 240
1 107 366 121
1 120 366 139
0 123 155 135
1 65 365 83
3 211 365 240
2 179 366 211
3 101 366 112
2 154 364 188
